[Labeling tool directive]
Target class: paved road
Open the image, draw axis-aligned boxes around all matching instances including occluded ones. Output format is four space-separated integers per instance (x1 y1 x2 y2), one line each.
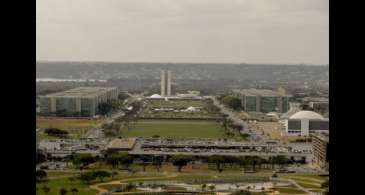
209 96 265 142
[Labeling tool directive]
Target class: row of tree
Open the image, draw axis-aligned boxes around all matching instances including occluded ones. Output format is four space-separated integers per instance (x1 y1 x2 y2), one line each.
44 128 68 138
37 186 78 195
219 95 242 110
43 152 298 173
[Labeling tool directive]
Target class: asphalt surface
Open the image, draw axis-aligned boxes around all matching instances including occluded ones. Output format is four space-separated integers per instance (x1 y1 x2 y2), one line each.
209 96 265 142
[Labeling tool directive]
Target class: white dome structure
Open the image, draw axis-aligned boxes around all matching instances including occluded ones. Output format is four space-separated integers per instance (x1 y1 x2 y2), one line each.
149 94 163 99
289 111 324 120
186 106 197 112
285 110 328 137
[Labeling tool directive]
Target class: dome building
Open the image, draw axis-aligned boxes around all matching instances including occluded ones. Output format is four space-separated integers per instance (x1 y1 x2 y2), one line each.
285 111 329 136
148 94 163 99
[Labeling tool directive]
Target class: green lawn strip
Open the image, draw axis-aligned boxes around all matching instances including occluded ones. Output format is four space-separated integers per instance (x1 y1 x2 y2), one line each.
46 170 79 178
273 186 306 194
283 175 325 189
36 177 97 195
284 175 326 183
295 181 321 189
120 119 226 138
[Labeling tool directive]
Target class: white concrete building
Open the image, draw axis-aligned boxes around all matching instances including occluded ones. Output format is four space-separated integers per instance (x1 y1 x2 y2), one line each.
284 111 329 136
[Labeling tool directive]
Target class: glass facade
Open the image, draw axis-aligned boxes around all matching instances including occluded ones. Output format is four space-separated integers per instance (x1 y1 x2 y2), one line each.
260 97 277 113
39 97 50 114
245 96 257 111
81 98 96 116
282 97 289 113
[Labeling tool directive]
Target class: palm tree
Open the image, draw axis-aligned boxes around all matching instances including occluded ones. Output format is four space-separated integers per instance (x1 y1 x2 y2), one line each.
59 188 68 195
42 186 50 195
111 171 118 179
201 184 207 191
71 188 78 195
209 185 215 191
68 177 75 184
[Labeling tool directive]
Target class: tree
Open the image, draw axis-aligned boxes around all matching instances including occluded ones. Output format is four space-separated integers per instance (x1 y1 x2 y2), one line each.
106 153 121 168
71 154 96 170
119 153 134 169
59 188 68 195
139 155 150 172
106 152 133 169
201 184 207 191
77 172 96 185
208 155 225 172
208 185 215 191
36 170 47 183
70 188 78 195
251 156 262 171
275 155 290 168
93 170 111 182
171 155 192 172
44 128 68 138
111 171 118 179
222 96 242 110
321 179 329 188
42 186 51 195
68 177 75 184
98 102 114 115
231 190 251 195
124 183 136 192
36 149 46 164
152 156 163 172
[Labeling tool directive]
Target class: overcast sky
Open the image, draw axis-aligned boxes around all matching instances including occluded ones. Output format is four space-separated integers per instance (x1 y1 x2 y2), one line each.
36 0 328 64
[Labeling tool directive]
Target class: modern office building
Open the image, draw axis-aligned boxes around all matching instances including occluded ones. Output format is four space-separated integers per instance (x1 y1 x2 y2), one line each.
285 111 329 136
232 88 290 113
311 133 329 172
160 70 172 97
39 87 118 117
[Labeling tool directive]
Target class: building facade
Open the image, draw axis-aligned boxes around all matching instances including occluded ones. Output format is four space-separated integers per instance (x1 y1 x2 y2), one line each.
285 111 329 136
39 87 118 117
232 88 290 113
311 133 329 172
160 70 172 97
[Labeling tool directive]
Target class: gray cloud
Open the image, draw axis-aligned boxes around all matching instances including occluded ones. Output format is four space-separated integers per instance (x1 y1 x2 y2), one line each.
36 0 328 64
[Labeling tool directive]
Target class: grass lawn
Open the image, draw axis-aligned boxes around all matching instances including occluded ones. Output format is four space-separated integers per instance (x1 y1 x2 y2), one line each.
273 186 306 194
141 99 220 119
148 99 205 108
36 117 103 139
37 167 283 195
36 177 97 195
120 119 227 138
283 175 327 192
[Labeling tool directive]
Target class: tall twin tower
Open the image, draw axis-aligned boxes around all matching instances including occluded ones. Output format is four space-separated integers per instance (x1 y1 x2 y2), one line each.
160 70 172 97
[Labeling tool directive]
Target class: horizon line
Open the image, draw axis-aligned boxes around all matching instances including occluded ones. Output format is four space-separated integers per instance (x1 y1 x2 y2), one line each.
36 60 328 66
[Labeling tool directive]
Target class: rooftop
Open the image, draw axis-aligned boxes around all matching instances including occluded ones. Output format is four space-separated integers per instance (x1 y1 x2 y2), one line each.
290 111 324 120
107 138 137 150
233 88 289 97
42 87 117 98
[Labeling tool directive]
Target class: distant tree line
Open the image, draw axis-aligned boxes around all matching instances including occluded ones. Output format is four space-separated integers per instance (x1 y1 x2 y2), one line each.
44 128 68 138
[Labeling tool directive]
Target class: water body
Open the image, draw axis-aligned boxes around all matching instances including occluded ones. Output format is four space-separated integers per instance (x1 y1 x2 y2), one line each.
36 78 107 82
